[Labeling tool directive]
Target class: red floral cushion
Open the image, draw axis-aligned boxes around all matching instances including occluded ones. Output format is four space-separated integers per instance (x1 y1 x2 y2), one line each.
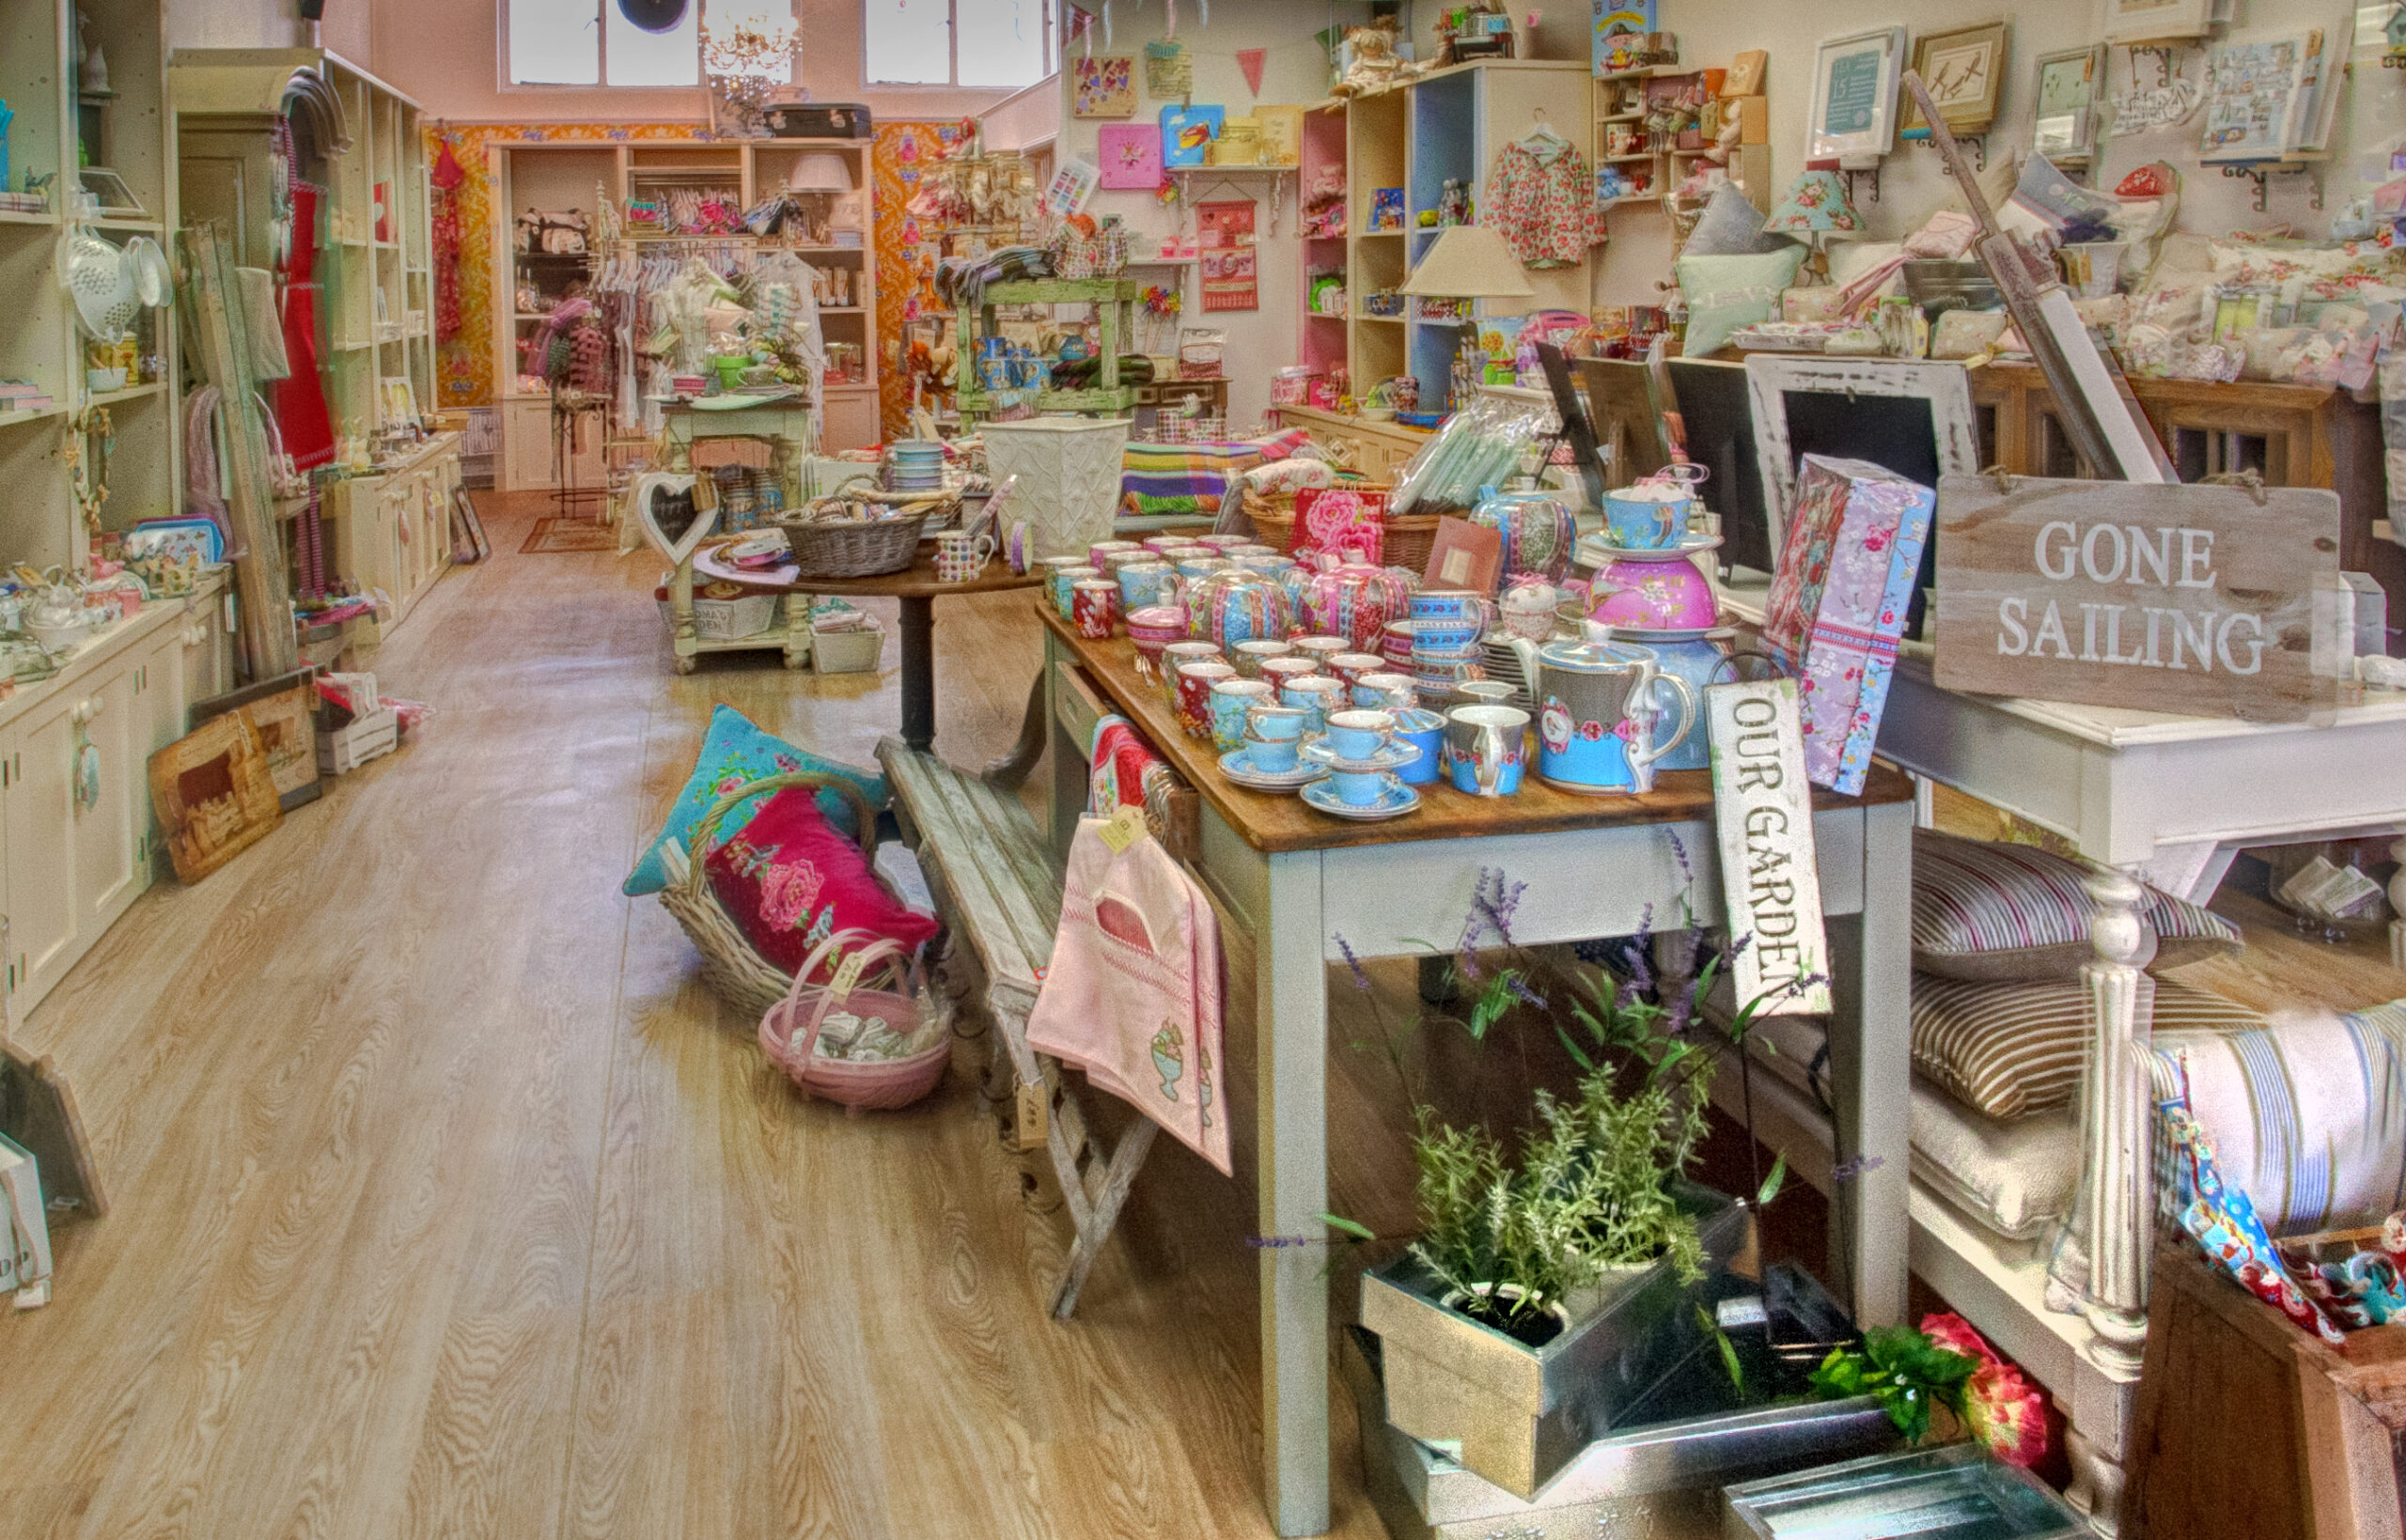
704 788 938 976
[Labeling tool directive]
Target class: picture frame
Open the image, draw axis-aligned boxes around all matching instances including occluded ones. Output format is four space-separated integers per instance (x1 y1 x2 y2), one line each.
2100 0 2213 47
1070 54 1136 117
76 166 144 218
1899 23 2009 140
2031 44 2104 161
1805 27 1907 167
1095 124 1164 190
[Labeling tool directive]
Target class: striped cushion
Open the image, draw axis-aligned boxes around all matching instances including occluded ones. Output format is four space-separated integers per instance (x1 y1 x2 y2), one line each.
1119 443 1265 516
1912 972 2264 1120
2151 1001 2406 1237
1912 829 2242 981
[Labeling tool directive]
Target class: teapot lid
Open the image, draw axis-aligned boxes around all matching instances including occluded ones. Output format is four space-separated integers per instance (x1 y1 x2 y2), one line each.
1537 637 1655 673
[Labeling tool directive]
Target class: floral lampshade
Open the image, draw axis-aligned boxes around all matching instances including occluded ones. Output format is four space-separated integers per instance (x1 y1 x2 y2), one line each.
1764 167 1865 244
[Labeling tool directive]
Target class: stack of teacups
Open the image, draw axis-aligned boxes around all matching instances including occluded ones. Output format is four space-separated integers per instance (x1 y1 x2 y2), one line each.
1208 677 1278 752
1309 709 1409 808
1238 703 1312 777
884 440 945 493
1411 588 1495 702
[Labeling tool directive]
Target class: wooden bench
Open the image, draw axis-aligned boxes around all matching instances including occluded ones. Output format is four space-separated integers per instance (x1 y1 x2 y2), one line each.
876 733 1160 1319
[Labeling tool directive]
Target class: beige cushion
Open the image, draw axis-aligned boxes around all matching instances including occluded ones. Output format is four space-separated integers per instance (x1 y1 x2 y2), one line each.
1912 829 2242 981
1914 972 2264 1120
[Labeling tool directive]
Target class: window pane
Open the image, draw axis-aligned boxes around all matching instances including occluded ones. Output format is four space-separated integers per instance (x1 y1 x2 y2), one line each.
510 0 602 84
705 0 795 78
605 0 701 86
865 0 949 85
956 0 1044 87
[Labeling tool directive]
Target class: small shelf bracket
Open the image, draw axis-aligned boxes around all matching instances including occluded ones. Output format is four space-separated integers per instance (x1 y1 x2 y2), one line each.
1912 132 1986 171
1842 164 1883 205
2220 161 2323 214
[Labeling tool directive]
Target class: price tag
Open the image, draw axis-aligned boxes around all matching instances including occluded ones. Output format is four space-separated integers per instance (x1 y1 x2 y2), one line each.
1098 805 1148 854
1014 1081 1050 1151
827 949 869 1003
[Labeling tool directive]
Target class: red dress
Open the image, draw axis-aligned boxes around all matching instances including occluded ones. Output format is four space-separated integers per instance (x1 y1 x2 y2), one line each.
276 180 337 470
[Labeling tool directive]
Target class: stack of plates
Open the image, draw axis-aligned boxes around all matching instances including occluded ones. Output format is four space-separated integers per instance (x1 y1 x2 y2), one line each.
885 440 945 494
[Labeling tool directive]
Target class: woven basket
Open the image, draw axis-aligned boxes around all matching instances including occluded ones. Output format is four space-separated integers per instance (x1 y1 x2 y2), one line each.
1243 486 1439 571
758 929 950 1111
775 510 928 579
659 770 889 1019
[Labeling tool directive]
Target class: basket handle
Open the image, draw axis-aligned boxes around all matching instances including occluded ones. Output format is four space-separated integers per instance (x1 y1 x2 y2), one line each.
788 929 917 1069
679 770 880 905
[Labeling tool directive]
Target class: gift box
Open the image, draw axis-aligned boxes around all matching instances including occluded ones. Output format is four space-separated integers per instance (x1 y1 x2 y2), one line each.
1760 455 1934 797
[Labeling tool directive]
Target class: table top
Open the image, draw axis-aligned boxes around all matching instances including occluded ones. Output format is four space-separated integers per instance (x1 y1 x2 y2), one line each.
1040 604 1913 855
694 539 1046 599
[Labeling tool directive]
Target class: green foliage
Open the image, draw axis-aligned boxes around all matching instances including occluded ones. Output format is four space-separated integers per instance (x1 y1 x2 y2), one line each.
1807 1326 1980 1443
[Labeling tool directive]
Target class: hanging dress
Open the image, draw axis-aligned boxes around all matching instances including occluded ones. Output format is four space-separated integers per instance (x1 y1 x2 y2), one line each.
276 180 338 470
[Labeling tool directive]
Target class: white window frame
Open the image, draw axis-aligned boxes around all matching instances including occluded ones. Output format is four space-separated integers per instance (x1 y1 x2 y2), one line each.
862 0 1057 91
499 0 800 91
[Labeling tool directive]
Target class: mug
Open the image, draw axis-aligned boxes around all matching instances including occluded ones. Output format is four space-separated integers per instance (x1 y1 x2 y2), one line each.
1446 706 1531 798
1602 484 1700 551
1353 671 1418 710
1326 651 1386 690
1176 661 1239 738
1117 560 1180 611
1243 704 1311 772
934 528 996 583
1412 621 1485 654
1198 534 1255 552
1236 553 1293 578
1392 708 1446 786
1231 638 1295 678
1144 535 1202 557
1176 556 1232 583
1159 640 1225 702
1279 675 1348 737
1088 538 1142 566
1071 579 1118 639
1325 708 1395 762
1099 548 1154 577
1043 556 1097 618
1210 678 1278 753
1412 589 1498 630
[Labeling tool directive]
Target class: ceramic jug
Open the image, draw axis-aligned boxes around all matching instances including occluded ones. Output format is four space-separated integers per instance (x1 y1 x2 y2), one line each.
1471 486 1579 582
1621 630 1737 771
1508 633 1695 795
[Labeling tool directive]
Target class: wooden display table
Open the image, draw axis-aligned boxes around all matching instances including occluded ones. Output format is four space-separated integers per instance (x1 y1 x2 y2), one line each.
1035 602 1917 1536
955 278 1139 420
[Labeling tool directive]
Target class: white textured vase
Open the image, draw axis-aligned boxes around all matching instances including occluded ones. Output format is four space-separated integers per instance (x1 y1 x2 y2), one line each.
983 416 1133 561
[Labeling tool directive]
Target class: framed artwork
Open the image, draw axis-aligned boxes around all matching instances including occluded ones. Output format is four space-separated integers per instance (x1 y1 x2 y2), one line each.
1196 200 1258 312
1071 54 1136 117
148 712 283 884
1805 26 1907 166
191 669 324 811
2032 45 2104 160
1899 23 2009 139
1096 124 1164 189
1042 157 1101 218
2101 0 2213 47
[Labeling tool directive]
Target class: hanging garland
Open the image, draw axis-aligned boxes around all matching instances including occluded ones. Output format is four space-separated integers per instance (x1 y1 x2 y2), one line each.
67 407 114 534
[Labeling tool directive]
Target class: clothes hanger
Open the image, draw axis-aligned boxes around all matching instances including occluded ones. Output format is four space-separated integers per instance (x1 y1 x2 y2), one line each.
1518 107 1570 152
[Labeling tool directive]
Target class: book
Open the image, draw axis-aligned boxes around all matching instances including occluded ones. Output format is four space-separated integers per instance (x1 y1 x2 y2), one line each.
0 1132 50 1294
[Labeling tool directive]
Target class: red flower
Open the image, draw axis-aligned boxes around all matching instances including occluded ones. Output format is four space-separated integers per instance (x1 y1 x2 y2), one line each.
1921 1313 2050 1468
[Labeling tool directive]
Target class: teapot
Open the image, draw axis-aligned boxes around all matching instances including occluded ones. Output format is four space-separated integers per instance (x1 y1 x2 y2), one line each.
1508 626 1695 795
1185 567 1293 650
1298 552 1414 652
1472 485 1578 583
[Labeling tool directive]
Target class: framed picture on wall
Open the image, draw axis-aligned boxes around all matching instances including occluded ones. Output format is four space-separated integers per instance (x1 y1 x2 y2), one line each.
2101 0 2213 47
2031 44 2105 160
1899 23 2009 139
1805 26 1906 166
1071 54 1137 117
1096 124 1164 189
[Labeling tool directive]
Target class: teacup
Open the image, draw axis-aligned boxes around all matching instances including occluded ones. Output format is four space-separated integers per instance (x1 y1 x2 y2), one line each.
1325 708 1396 762
1210 677 1278 753
1088 539 1142 566
1392 708 1446 786
1353 671 1418 710
1198 534 1255 552
1446 705 1531 797
1602 483 1701 551
1413 621 1484 654
1448 678 1521 715
934 528 996 583
1231 638 1295 678
1071 579 1118 639
1280 674 1349 737
1236 553 1293 577
1043 556 1096 617
1259 656 1320 692
1412 588 1498 630
1176 660 1238 738
1145 535 1202 556
1159 640 1225 701
1292 634 1351 662
1326 651 1385 690
1331 767 1390 807
1117 560 1180 610
1243 705 1310 772
1099 548 1154 577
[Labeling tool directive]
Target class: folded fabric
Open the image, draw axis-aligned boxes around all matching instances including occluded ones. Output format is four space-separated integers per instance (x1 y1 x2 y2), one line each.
1911 829 2242 980
2160 1067 2345 1345
1089 715 1185 848
1914 971 2263 1121
702 787 938 977
1120 441 1265 517
2151 1000 2406 1238
625 705 887 895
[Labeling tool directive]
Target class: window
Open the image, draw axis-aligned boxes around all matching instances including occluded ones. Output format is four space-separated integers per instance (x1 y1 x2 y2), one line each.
507 0 793 87
866 0 1052 89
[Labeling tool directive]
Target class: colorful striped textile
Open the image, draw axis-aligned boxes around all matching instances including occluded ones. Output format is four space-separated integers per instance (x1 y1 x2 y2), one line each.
1912 971 2265 1121
1911 829 2242 981
1117 428 1313 519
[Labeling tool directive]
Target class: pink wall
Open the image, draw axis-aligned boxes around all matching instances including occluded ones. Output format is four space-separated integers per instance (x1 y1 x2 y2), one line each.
374 0 1016 123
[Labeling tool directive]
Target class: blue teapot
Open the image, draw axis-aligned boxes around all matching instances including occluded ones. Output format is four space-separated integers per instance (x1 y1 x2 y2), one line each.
1507 630 1695 795
1612 629 1740 771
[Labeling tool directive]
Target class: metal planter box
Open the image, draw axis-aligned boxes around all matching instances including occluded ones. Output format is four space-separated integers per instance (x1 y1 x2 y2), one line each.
1359 1183 1748 1500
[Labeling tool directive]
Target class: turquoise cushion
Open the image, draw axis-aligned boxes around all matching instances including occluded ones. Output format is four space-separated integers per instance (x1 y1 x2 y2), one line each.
1674 247 1805 357
622 705 887 896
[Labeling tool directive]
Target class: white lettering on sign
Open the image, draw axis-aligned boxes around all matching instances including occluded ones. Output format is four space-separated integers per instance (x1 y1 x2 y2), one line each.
1707 680 1832 1018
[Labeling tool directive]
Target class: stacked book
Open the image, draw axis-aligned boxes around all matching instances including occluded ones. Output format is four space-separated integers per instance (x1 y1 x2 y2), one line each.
0 381 55 414
2200 18 2349 164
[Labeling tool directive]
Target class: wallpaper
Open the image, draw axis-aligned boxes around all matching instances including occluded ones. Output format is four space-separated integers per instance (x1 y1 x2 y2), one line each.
871 119 975 439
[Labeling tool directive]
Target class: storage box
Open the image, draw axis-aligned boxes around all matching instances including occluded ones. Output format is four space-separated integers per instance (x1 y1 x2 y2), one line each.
761 101 871 138
1760 455 1934 797
1723 1445 2087 1538
810 624 883 675
318 708 398 775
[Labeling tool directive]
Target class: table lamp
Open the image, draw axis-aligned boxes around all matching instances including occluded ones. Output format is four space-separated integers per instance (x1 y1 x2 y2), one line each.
1763 162 1865 280
786 151 856 241
1400 225 1535 410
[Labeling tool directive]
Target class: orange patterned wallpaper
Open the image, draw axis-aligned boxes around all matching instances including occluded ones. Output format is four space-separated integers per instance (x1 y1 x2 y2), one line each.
872 119 974 439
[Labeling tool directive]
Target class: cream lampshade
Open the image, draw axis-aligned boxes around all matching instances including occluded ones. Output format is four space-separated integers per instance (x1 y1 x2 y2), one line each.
1399 224 1537 300
786 152 856 194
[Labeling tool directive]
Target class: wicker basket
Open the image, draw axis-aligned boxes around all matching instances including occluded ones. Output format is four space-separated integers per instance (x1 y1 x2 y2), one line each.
775 510 929 579
659 770 898 1019
1242 486 1440 571
758 929 950 1111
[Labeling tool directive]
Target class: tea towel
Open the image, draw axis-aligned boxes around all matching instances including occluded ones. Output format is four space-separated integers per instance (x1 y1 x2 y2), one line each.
1026 817 1230 1174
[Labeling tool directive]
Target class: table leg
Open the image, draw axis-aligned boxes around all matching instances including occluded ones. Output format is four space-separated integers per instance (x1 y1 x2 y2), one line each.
898 595 936 751
1822 800 1913 1329
1258 851 1330 1537
671 551 699 675
984 670 1049 789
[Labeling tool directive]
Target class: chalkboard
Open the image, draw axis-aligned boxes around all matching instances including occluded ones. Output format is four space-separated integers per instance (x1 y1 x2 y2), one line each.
1743 358 1982 638
1664 359 1774 577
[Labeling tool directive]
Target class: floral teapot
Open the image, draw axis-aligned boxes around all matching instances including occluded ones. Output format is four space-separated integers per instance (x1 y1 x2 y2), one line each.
1471 485 1578 583
1185 566 1293 650
1297 551 1415 652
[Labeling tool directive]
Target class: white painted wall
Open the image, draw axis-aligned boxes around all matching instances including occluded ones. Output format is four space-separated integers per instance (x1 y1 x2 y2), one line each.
168 0 372 65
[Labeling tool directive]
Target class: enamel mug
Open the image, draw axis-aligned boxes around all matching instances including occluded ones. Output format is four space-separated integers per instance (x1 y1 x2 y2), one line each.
1071 578 1118 639
1445 706 1531 798
1210 677 1277 753
1176 661 1238 739
1158 640 1224 702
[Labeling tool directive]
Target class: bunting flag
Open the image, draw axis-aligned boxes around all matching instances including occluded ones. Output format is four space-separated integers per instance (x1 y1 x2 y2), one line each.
1236 46 1265 96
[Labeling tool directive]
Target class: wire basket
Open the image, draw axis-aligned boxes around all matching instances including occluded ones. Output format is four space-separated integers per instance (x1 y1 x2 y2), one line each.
1242 486 1438 569
1050 226 1132 279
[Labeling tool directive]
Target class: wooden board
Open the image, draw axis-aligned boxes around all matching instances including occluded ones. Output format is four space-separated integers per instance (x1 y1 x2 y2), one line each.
1705 679 1833 1016
0 1037 105 1220
1932 474 2344 723
192 668 323 810
148 711 284 883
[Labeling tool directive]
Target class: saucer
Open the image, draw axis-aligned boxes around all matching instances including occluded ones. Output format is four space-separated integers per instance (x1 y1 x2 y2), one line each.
1301 739 1417 772
1219 746 1330 792
1577 533 1725 565
1301 774 1420 821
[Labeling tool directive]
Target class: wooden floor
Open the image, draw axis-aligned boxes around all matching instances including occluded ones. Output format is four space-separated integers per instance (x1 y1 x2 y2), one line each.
2 490 2398 1540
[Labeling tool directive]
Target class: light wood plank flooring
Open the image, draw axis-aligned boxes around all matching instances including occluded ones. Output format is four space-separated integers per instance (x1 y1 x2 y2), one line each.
2 492 2398 1539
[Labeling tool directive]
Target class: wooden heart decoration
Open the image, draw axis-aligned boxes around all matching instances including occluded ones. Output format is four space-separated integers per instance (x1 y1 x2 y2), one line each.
633 473 712 564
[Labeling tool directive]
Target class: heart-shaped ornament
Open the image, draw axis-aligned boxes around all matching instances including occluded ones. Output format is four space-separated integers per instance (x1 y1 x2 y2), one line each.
633 472 713 564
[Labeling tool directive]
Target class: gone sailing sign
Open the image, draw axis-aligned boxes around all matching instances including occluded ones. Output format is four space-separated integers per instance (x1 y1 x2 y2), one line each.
1932 474 2342 723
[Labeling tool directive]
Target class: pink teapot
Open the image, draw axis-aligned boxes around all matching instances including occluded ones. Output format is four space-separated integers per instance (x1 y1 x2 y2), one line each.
1297 552 1415 652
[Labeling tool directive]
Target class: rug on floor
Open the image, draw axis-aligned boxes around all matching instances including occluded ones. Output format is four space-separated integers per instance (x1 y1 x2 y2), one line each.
521 516 619 554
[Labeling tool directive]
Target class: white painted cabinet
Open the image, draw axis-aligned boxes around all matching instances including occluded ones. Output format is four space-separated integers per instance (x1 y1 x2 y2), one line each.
3 704 75 1003
342 435 461 643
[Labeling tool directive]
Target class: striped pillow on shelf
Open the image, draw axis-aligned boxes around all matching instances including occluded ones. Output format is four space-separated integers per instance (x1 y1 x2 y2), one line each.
1912 829 2242 981
1912 972 2265 1121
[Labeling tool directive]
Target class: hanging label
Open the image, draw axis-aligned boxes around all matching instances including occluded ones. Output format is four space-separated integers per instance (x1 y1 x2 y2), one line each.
827 949 869 1003
1015 1081 1050 1151
1706 679 1832 1017
1099 804 1148 854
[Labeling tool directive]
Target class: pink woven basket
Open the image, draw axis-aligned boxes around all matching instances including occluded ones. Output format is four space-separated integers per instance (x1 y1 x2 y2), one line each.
758 929 949 1112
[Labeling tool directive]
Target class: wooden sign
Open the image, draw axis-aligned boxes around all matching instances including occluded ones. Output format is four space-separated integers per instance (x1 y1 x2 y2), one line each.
1706 679 1832 1018
193 668 322 810
148 713 282 884
1933 474 2343 723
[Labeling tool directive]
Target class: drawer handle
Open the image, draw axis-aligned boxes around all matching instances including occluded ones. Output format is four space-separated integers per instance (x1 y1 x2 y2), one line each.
71 696 103 724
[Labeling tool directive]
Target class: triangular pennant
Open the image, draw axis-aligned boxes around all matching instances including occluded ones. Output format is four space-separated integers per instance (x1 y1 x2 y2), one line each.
1236 46 1265 96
